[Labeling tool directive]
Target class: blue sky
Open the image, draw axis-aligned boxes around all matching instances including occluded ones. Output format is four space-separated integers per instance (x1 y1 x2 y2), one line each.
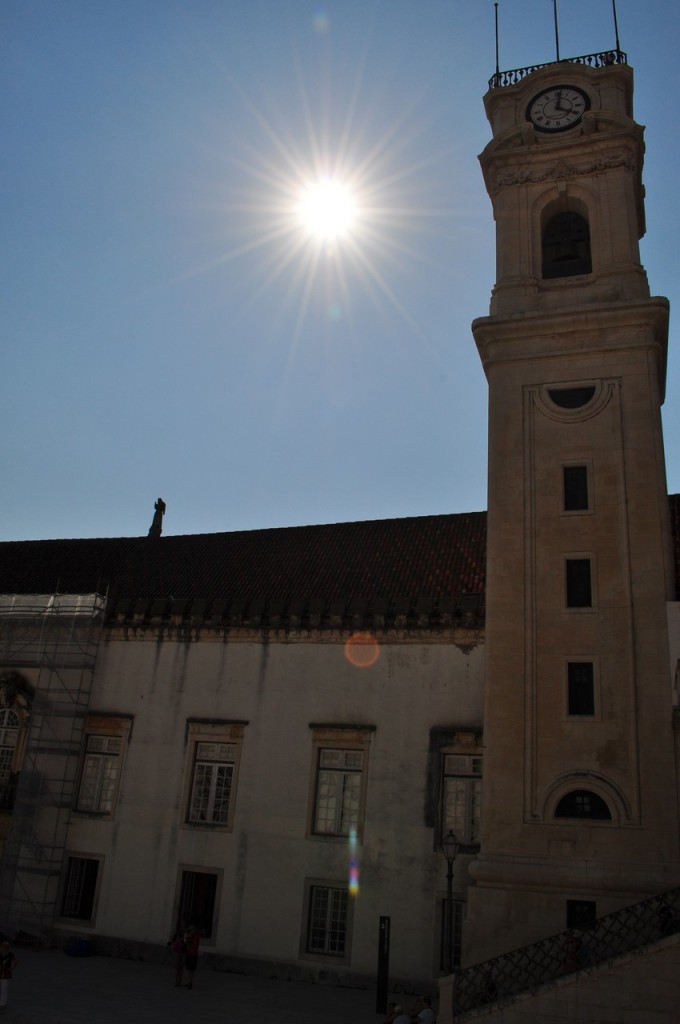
2 0 679 540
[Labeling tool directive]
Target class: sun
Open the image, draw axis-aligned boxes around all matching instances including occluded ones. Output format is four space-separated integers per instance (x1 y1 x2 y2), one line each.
296 177 357 241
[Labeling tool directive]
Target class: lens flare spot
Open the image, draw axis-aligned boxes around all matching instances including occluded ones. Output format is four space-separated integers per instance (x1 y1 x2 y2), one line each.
313 11 330 33
348 829 360 895
344 632 380 668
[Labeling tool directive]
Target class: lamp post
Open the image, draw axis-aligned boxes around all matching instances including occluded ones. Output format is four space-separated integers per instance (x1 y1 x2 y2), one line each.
440 829 460 974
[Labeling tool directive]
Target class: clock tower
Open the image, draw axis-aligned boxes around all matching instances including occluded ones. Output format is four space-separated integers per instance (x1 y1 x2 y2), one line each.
465 53 679 963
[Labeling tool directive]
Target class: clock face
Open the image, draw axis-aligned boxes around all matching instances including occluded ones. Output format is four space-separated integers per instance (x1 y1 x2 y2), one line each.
527 85 589 133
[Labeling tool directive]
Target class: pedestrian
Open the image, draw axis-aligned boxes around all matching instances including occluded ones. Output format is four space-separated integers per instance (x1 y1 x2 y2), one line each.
393 1005 410 1024
411 995 436 1023
183 924 200 989
169 926 187 987
0 940 17 1014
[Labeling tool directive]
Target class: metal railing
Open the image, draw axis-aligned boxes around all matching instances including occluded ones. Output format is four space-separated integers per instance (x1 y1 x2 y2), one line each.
489 50 627 90
453 886 680 1017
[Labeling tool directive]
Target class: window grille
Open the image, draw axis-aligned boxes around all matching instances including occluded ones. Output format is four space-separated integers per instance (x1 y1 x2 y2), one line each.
307 885 349 956
77 735 123 813
442 754 482 845
314 749 363 836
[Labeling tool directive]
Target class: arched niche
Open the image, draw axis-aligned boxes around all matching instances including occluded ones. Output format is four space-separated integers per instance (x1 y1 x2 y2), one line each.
534 192 594 281
542 771 631 825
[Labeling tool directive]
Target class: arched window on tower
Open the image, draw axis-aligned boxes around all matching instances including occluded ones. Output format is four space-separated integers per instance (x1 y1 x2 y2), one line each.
542 211 592 279
0 708 20 809
555 789 611 821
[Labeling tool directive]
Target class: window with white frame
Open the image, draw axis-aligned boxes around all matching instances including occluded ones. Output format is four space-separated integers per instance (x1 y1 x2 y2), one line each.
306 884 350 957
184 720 245 829
188 742 236 825
442 754 482 846
314 748 363 836
76 716 131 816
77 736 122 813
308 725 373 840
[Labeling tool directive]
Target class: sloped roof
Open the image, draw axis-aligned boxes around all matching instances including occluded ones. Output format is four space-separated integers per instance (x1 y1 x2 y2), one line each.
1 496 678 630
0 512 487 629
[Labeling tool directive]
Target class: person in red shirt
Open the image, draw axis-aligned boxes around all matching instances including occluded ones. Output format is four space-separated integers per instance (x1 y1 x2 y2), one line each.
183 925 200 990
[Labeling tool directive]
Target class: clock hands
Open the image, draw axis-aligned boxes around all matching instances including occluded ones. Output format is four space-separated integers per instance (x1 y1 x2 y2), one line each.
528 85 589 132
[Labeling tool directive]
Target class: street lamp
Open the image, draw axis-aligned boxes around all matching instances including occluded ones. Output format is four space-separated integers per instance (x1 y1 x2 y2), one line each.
440 829 460 974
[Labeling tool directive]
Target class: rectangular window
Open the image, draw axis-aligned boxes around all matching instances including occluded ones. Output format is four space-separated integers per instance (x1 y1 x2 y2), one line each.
314 748 363 836
176 869 218 940
306 885 349 957
77 736 122 813
566 899 596 930
439 897 465 972
567 662 595 716
184 721 245 830
566 558 592 608
563 465 589 511
61 856 100 921
308 725 373 841
188 742 235 825
442 754 482 846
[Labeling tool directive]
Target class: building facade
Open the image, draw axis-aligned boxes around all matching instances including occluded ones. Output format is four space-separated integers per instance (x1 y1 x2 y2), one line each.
0 517 487 991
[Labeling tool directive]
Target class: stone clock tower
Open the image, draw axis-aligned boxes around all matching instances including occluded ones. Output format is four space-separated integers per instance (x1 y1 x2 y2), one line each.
466 55 679 963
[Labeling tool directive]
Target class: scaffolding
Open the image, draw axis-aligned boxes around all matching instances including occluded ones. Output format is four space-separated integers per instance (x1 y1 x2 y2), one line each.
0 593 105 937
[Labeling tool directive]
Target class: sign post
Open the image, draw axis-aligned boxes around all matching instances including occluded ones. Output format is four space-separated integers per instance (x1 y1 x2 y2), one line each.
376 915 390 1014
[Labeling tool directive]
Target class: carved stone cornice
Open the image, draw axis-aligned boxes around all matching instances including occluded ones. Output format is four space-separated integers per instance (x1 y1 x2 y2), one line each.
487 149 638 196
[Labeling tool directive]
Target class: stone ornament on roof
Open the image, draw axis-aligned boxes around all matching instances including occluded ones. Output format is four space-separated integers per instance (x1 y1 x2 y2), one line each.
148 497 166 538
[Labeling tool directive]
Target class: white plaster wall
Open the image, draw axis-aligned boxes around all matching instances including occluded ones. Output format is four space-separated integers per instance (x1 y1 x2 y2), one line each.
62 632 484 987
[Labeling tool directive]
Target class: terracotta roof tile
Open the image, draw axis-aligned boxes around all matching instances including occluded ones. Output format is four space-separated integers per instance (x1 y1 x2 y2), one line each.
0 513 486 625
1 496 678 622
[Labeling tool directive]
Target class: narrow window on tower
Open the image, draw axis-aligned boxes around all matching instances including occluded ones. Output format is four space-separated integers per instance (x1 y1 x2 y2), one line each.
563 465 589 512
567 662 595 716
565 558 592 608
566 899 596 930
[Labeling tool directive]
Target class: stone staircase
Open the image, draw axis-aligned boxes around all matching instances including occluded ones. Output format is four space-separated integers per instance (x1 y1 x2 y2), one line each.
439 887 680 1023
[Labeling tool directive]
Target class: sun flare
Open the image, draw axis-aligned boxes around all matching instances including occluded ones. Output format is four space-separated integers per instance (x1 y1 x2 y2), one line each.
296 177 357 240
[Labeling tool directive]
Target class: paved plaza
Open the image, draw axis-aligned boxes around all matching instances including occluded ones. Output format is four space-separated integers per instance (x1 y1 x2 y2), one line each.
4 946 433 1023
